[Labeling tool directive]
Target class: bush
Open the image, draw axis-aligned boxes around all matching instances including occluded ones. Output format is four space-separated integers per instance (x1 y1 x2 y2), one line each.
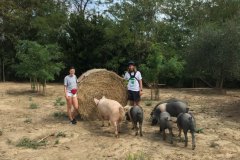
56 131 66 138
126 152 150 160
29 103 38 109
24 118 32 123
54 139 59 145
53 111 66 118
144 101 153 106
54 97 66 106
16 138 46 149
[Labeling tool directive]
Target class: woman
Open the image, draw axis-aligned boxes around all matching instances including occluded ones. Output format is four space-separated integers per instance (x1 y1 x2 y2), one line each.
124 61 143 106
64 66 79 125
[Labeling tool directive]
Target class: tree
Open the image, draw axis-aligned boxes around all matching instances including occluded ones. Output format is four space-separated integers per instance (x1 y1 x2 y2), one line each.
140 43 184 99
187 20 240 89
0 0 68 82
14 40 64 94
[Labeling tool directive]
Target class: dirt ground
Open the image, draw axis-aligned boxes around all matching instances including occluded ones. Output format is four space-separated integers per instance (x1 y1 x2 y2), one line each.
0 82 239 160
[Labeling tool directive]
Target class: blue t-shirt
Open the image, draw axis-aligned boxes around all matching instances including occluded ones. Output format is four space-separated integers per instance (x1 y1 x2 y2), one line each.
64 75 77 92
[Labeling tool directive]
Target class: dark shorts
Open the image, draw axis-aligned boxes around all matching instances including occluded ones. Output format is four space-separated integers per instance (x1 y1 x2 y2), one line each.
128 90 140 102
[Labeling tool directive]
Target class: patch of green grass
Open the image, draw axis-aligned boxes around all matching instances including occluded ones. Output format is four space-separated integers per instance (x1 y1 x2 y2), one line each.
144 101 153 106
56 131 66 138
54 139 59 145
126 152 150 160
16 138 46 149
178 137 185 142
6 139 12 144
195 128 204 133
29 103 38 109
210 141 219 148
59 101 66 106
54 97 66 106
53 111 66 118
24 118 32 123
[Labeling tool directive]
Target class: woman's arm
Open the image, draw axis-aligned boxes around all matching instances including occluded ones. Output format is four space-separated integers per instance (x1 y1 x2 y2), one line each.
64 86 68 98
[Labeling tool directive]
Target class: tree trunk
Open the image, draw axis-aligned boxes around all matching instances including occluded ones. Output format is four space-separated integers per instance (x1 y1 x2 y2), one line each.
219 76 224 89
2 59 5 82
199 77 213 88
42 79 46 95
192 79 195 88
150 86 153 100
215 77 224 89
30 78 33 90
154 83 160 100
0 58 2 81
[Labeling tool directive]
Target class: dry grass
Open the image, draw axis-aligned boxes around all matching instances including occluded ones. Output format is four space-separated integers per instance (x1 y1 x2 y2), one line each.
77 69 128 120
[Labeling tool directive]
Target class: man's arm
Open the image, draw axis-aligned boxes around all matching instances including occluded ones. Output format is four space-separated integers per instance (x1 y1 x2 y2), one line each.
124 72 129 80
139 79 143 91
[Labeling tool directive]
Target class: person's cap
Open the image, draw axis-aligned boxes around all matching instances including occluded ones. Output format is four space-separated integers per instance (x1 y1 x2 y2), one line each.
128 61 135 66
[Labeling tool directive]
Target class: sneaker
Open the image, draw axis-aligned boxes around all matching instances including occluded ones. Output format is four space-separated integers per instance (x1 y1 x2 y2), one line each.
70 119 77 125
72 118 77 124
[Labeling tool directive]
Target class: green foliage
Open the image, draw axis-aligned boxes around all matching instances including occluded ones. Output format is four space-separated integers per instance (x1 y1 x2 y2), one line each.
56 131 66 138
14 40 64 93
195 128 204 134
0 0 67 82
54 139 59 145
24 118 32 123
210 141 219 148
15 40 64 81
187 20 240 88
140 44 184 84
54 97 66 106
126 152 150 160
2 0 240 88
6 139 12 145
29 103 39 109
16 138 47 149
144 101 153 107
53 111 66 119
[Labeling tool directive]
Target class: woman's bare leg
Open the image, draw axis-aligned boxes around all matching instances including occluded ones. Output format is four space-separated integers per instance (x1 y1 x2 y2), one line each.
72 96 79 119
66 97 73 121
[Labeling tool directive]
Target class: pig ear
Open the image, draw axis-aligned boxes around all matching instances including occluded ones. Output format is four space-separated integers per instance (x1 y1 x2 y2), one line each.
102 96 106 99
94 98 99 105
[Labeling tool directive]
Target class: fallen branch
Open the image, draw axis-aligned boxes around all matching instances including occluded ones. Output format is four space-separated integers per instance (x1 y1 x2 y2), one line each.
37 133 55 143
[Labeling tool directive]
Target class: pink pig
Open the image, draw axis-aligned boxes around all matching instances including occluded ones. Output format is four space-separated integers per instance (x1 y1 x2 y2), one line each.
94 96 125 138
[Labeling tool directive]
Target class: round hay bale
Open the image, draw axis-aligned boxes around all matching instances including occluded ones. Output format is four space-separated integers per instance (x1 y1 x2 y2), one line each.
77 69 128 120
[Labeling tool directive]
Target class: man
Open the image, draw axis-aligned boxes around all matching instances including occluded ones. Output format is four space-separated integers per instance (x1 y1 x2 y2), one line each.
124 61 143 106
64 66 79 125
